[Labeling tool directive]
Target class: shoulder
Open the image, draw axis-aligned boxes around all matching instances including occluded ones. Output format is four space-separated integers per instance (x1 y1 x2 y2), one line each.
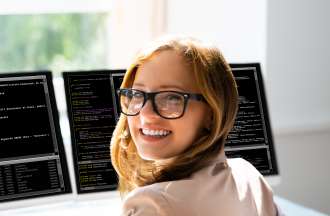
121 183 173 216
227 157 263 177
227 157 270 186
122 181 195 216
227 158 277 214
121 159 277 215
227 157 272 191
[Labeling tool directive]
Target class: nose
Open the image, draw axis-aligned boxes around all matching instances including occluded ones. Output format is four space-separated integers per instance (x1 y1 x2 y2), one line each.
139 100 160 120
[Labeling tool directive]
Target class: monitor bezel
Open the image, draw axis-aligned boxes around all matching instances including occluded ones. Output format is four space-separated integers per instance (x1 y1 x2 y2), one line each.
0 71 73 209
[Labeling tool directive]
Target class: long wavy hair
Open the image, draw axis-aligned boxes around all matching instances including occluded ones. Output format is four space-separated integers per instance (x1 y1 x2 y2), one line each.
110 36 238 196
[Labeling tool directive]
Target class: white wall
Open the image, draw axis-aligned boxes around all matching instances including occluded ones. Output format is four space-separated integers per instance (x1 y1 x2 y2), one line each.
167 0 267 65
167 0 330 214
267 0 330 214
266 0 330 133
273 129 330 214
108 0 166 69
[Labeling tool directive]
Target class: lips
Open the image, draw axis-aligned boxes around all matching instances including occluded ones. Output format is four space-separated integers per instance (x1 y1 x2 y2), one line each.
140 128 171 137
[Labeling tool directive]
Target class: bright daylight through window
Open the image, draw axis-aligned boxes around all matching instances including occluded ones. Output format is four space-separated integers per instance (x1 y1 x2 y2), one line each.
0 1 112 76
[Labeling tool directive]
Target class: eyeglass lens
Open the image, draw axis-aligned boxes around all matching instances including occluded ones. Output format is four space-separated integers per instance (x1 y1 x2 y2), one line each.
154 92 184 118
119 89 185 119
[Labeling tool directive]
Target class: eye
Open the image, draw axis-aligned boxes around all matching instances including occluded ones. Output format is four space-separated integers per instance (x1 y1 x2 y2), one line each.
158 93 184 106
132 90 144 98
166 93 182 102
122 90 133 99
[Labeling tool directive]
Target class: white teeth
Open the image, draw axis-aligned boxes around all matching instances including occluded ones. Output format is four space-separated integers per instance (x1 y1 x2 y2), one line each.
142 128 171 136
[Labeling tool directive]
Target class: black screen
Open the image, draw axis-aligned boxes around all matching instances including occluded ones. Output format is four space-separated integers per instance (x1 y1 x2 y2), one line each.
0 72 71 202
63 70 125 193
225 63 279 175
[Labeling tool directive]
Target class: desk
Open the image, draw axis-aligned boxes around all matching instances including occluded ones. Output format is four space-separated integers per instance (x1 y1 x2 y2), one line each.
0 196 327 216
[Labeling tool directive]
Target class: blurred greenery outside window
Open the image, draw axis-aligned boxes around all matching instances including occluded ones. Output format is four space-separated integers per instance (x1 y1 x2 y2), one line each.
0 13 110 76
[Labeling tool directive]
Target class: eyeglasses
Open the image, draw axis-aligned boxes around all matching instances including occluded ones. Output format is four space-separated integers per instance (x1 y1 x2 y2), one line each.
117 88 205 119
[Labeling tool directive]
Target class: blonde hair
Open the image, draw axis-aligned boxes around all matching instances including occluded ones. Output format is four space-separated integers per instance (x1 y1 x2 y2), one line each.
110 36 238 196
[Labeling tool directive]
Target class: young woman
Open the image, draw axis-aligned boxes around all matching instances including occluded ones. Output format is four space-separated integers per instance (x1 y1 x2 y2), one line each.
110 36 281 215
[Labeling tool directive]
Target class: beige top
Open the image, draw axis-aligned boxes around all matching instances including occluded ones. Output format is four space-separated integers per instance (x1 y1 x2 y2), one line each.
121 151 279 216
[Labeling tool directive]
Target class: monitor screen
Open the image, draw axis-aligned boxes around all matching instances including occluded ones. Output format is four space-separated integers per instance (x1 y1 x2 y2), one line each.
63 70 125 194
0 72 72 205
226 63 279 179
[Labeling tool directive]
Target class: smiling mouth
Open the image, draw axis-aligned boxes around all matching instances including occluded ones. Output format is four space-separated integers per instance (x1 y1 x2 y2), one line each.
140 128 172 137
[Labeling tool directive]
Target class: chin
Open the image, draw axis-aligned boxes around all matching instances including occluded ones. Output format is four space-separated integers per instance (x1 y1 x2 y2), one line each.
138 150 176 162
138 152 163 161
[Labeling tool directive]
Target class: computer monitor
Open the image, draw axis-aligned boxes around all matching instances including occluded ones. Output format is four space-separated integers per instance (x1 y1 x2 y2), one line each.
63 70 125 195
0 72 72 209
226 63 280 185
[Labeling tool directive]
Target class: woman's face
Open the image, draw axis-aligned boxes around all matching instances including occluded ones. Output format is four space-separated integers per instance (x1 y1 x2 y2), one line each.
127 50 210 160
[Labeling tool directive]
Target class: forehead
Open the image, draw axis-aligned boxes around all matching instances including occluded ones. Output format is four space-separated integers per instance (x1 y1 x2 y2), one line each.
133 50 199 92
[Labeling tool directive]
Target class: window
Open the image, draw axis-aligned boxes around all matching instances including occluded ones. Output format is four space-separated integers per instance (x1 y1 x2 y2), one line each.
0 0 112 76
0 0 168 74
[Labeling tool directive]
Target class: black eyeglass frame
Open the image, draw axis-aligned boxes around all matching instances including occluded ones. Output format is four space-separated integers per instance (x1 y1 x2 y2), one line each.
117 88 206 119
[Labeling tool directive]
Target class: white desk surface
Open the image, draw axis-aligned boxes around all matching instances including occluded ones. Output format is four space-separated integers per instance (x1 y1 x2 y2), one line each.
0 195 327 216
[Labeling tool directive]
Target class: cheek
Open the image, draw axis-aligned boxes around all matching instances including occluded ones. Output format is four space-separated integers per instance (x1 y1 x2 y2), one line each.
174 114 206 145
184 106 211 136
